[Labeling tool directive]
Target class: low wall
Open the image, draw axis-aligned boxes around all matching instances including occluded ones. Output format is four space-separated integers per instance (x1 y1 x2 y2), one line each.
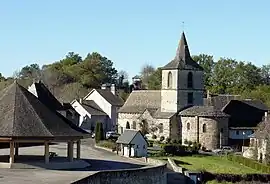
167 158 184 173
146 158 167 166
72 164 167 184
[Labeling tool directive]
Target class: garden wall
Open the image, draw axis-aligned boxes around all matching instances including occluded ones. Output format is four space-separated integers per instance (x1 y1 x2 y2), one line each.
72 164 166 184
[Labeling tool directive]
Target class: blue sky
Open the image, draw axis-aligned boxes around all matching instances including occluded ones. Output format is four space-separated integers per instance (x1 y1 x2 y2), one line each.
0 1 269 78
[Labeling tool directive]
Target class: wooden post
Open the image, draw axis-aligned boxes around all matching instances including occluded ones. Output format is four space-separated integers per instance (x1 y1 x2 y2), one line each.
76 140 81 159
129 144 131 157
67 142 70 158
44 141 49 163
9 141 14 164
68 141 74 162
15 143 19 156
116 143 119 155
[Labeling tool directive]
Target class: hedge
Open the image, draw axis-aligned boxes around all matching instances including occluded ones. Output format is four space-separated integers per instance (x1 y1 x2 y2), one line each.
226 154 270 173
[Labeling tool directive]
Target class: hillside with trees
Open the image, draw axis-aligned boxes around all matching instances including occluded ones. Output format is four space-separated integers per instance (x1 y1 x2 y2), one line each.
0 52 269 107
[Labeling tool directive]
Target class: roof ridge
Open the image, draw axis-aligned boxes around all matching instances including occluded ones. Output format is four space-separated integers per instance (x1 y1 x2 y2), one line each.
82 101 105 113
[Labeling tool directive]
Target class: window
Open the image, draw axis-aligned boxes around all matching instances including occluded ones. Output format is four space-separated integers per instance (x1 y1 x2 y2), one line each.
236 130 239 135
187 92 193 104
187 72 193 88
167 71 172 88
143 145 146 149
132 121 136 129
121 127 124 134
202 124 206 133
126 121 130 129
187 123 190 130
251 130 254 134
136 145 139 148
159 123 163 133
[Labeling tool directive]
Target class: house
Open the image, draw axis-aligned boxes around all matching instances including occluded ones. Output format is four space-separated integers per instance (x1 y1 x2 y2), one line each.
243 113 270 163
28 80 80 125
71 84 124 133
0 81 88 167
117 31 269 151
116 130 147 157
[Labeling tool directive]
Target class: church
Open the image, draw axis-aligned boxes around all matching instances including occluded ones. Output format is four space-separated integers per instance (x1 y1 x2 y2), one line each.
117 32 230 150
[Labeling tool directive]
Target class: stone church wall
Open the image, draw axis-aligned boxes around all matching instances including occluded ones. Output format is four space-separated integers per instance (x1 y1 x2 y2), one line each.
118 113 141 133
181 116 229 150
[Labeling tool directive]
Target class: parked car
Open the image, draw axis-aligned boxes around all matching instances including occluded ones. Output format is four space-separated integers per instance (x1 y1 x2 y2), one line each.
213 146 234 155
106 131 119 139
91 132 95 138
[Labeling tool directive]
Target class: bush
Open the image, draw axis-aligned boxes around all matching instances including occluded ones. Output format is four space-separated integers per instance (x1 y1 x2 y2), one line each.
97 140 117 151
95 122 104 143
226 154 270 173
152 134 157 139
172 139 177 144
166 137 171 143
184 139 188 144
148 140 154 147
162 144 189 156
160 136 165 142
177 139 182 144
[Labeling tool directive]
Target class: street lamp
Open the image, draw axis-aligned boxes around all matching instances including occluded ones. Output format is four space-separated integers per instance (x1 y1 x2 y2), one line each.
242 131 246 146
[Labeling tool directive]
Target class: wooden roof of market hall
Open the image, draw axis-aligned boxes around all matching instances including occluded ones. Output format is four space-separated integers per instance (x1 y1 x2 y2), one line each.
0 81 88 140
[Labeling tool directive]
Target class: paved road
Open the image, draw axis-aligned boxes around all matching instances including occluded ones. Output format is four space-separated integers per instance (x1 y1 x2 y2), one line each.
0 138 146 184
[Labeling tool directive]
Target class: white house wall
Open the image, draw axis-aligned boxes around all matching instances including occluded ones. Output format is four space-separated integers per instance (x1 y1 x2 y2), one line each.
84 90 112 118
71 100 91 127
28 83 38 97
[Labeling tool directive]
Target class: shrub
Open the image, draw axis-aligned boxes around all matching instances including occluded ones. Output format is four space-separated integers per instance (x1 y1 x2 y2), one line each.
148 140 154 147
152 134 157 139
95 122 104 143
172 139 177 144
166 137 171 143
178 139 182 144
184 139 188 144
97 140 117 151
226 154 270 173
187 140 192 146
162 144 189 156
160 136 165 142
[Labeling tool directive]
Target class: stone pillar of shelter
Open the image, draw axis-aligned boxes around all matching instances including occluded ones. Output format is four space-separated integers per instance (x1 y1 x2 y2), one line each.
76 140 81 159
68 141 74 162
9 141 15 164
44 141 50 164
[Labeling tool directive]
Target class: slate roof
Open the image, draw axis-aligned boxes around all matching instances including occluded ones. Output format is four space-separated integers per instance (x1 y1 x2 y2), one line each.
179 106 229 117
204 95 241 110
92 89 124 106
31 81 64 111
116 129 146 144
240 99 268 111
0 81 88 139
118 90 161 113
162 32 203 71
81 100 107 116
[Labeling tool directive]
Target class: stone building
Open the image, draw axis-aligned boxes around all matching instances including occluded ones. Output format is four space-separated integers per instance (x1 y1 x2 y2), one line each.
118 32 230 150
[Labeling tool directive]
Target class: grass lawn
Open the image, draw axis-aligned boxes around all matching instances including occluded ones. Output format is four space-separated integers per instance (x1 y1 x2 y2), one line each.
169 155 261 174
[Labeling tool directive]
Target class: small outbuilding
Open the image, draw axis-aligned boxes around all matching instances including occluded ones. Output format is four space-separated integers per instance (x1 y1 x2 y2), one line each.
116 130 147 158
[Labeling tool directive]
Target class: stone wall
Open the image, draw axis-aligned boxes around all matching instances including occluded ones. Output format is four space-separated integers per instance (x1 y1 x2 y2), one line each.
117 112 141 133
181 116 229 150
72 164 166 184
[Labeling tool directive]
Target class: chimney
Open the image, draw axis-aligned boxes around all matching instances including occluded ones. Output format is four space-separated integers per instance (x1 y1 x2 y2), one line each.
101 84 107 90
111 84 116 95
79 98 82 104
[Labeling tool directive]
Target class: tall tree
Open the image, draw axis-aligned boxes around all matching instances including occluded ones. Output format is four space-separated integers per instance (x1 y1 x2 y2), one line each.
261 64 270 85
19 63 41 80
140 64 155 88
147 68 162 90
193 54 215 88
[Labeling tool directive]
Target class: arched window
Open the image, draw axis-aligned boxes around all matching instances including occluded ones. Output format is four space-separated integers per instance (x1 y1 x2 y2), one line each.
132 121 136 129
187 72 193 88
236 130 239 135
126 121 130 129
159 123 163 133
187 123 190 130
202 124 206 133
167 71 172 88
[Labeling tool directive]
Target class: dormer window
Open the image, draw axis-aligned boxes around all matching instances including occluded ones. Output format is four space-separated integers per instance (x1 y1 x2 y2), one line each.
167 71 172 88
187 72 193 88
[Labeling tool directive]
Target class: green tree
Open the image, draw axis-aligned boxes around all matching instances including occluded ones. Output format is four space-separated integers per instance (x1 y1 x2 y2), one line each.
147 68 162 90
95 122 104 143
193 54 215 88
261 64 270 85
140 64 155 88
19 63 41 80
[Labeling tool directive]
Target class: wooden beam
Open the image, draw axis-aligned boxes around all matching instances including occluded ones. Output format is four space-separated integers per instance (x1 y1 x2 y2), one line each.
44 141 49 164
76 140 81 159
9 141 14 164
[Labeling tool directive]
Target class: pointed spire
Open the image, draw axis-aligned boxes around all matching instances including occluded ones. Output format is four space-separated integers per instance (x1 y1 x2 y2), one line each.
174 32 191 62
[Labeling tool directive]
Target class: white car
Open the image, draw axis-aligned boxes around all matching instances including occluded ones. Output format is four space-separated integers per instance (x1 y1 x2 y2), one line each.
213 146 234 154
106 131 119 139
